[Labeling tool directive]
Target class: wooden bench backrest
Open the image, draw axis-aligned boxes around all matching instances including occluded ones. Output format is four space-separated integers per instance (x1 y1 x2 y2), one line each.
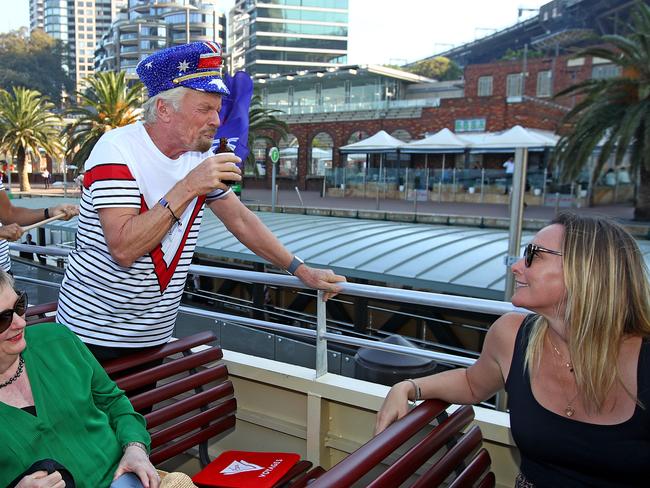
102 331 236 466
25 302 58 326
308 400 495 488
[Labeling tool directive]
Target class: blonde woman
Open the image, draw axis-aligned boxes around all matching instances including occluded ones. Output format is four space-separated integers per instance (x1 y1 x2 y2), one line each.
376 213 650 487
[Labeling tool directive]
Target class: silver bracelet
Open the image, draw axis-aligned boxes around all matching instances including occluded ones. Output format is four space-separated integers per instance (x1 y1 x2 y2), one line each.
405 378 422 402
123 441 148 454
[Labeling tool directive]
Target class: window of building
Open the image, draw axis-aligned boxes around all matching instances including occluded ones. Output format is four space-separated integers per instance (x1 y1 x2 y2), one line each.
309 132 333 176
278 134 299 179
591 64 622 80
477 76 493 96
506 73 523 97
536 70 552 97
391 129 412 142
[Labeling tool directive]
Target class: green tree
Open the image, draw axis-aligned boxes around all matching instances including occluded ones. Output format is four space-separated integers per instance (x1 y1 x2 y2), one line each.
501 48 546 61
65 71 144 170
0 87 63 192
0 28 73 106
552 2 650 220
246 94 288 176
406 57 463 80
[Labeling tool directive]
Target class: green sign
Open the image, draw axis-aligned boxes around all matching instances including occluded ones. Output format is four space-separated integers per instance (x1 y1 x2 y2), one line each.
269 146 280 164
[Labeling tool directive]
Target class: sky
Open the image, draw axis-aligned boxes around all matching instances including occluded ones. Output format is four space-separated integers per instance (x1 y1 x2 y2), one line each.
3 0 550 65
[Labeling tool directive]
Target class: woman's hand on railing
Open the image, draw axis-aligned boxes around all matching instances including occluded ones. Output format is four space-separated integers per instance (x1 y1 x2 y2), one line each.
295 265 346 301
374 380 413 435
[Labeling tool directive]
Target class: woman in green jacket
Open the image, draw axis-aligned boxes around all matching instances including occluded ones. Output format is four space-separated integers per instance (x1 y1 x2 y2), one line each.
0 270 159 488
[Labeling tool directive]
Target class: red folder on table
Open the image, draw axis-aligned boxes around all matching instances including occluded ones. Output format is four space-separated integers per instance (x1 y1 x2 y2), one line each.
192 450 300 488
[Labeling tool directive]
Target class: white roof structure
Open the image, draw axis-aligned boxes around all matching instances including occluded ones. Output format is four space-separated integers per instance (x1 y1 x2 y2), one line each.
468 125 557 153
400 128 467 154
339 130 404 154
399 126 560 155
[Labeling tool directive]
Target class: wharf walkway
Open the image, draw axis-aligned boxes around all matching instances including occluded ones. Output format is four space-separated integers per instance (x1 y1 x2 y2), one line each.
8 183 648 238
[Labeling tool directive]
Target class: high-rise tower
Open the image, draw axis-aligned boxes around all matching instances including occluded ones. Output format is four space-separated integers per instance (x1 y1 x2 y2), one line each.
229 0 349 76
33 0 127 92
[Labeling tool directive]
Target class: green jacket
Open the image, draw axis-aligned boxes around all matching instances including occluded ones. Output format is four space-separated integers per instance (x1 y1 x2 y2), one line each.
0 323 150 487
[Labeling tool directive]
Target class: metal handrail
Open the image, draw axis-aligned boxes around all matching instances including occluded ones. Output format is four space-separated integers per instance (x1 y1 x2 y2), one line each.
9 243 518 407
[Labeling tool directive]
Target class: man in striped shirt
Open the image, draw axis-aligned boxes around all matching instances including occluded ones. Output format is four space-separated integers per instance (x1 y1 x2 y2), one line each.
56 42 345 360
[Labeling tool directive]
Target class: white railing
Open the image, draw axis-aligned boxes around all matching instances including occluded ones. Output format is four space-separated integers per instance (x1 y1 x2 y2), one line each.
10 244 521 409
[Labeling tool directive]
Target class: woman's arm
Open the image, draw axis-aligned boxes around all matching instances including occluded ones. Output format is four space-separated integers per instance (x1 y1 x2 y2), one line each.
69 333 157 487
375 313 523 434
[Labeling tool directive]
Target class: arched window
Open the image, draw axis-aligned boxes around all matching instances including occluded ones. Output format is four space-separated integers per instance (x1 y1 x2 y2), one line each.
345 131 369 171
278 134 299 178
309 132 333 176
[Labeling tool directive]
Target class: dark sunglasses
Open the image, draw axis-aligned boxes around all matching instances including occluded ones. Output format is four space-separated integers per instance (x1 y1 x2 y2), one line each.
0 291 28 333
523 243 563 267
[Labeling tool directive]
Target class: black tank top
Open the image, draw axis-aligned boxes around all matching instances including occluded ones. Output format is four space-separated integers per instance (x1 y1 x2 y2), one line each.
506 314 650 487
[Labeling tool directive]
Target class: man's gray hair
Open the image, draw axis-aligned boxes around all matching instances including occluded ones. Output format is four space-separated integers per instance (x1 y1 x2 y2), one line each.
142 87 191 123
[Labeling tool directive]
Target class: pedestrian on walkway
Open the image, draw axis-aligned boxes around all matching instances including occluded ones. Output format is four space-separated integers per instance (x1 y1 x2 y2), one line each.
41 169 50 189
503 156 514 194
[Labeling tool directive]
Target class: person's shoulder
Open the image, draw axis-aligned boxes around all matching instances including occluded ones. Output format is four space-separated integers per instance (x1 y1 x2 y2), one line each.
487 312 528 342
86 123 140 169
100 122 140 143
25 323 78 344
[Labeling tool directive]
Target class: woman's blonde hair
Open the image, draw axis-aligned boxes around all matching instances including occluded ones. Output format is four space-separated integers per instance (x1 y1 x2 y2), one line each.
524 212 650 412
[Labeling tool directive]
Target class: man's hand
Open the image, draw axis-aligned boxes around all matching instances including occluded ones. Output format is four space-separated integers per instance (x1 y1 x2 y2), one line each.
113 446 160 488
184 153 242 196
0 223 24 241
49 204 79 221
16 471 65 488
294 265 346 301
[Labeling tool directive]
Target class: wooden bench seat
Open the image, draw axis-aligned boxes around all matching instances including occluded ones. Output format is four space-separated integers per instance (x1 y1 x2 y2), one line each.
24 304 313 486
303 400 495 488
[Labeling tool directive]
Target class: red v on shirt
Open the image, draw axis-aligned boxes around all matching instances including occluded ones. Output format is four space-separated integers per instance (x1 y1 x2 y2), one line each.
143 195 206 293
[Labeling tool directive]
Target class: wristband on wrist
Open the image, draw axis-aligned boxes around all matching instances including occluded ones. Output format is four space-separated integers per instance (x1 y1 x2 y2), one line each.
123 441 148 454
286 255 304 275
158 197 181 227
44 208 50 219
405 378 422 403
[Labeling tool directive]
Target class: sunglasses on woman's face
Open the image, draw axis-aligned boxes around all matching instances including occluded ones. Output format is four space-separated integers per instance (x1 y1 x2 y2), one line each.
523 243 563 268
0 291 27 334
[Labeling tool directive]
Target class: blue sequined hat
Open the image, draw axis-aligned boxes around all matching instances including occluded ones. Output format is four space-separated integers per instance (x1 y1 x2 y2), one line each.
136 41 230 98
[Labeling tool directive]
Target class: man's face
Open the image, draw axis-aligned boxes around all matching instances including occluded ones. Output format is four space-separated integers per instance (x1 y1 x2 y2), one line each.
169 90 222 153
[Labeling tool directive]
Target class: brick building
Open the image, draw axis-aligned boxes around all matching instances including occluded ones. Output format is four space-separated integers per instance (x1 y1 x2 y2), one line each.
249 52 615 190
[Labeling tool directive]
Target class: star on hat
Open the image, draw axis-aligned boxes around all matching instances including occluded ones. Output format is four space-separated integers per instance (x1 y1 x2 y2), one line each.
177 60 190 72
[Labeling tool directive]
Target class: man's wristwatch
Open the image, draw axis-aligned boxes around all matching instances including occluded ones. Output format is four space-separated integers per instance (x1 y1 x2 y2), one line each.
286 255 304 275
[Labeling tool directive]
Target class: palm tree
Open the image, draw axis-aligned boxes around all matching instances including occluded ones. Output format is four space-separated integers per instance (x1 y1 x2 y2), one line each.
246 94 288 175
65 71 143 170
552 2 650 220
0 87 63 192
